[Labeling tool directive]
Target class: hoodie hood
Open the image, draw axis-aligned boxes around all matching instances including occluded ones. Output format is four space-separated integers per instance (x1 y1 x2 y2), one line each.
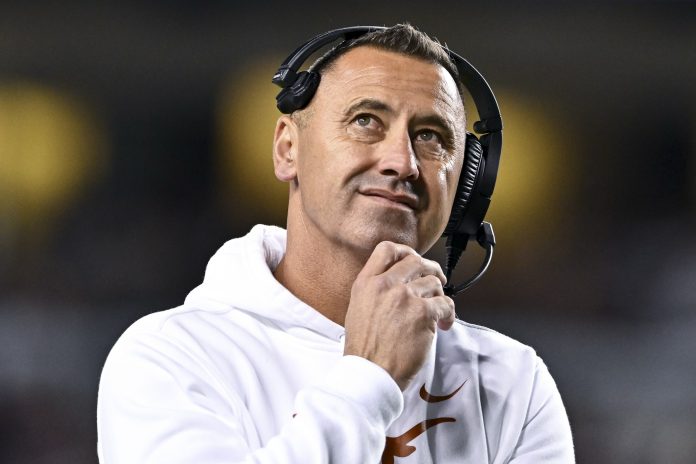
184 224 345 341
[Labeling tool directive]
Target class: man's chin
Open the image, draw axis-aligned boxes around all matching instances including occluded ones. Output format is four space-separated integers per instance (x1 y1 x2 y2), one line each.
345 226 419 255
330 210 438 255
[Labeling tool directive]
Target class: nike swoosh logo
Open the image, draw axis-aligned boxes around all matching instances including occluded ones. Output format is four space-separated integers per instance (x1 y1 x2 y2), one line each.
382 417 456 464
419 379 467 403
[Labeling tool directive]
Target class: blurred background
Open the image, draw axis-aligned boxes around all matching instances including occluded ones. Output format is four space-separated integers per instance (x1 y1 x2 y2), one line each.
1 1 694 462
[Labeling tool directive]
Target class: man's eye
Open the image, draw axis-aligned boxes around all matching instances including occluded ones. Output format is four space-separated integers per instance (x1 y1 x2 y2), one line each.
354 115 373 127
416 130 439 143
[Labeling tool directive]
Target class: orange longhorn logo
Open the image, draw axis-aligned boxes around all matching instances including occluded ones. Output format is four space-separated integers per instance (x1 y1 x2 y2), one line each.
381 417 456 464
381 380 466 463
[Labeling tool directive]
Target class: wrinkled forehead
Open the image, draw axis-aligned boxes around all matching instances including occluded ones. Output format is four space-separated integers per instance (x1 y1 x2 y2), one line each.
319 47 465 119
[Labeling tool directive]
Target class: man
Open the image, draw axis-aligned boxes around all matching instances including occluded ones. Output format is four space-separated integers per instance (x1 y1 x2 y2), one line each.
97 24 574 463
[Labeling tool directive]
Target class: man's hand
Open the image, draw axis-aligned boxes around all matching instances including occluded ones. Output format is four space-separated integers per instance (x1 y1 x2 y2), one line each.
343 241 456 391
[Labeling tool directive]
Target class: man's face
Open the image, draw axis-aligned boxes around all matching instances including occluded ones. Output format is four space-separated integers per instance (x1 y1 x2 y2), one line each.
280 46 466 256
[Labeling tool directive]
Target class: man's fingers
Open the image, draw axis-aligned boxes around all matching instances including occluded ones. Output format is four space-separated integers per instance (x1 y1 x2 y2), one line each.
432 295 456 331
407 275 445 298
384 254 446 286
357 242 446 288
358 241 418 277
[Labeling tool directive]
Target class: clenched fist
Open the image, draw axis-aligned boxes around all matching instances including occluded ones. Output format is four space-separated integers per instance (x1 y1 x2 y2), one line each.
343 241 456 390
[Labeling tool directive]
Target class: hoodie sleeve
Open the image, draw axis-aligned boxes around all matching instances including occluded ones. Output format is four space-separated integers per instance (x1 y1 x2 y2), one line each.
506 358 575 463
97 331 403 464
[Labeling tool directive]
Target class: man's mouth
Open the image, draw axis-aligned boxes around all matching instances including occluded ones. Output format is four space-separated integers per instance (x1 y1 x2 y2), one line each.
359 188 418 211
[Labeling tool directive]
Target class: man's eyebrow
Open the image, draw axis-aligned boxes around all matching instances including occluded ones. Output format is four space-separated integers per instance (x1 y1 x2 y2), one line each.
342 98 460 142
412 114 458 141
343 98 394 117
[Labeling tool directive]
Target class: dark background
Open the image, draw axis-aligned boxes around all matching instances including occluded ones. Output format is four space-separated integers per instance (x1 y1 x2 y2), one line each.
1 1 695 463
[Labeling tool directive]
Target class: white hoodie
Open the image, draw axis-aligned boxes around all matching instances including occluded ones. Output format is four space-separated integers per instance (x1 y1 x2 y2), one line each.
97 225 574 463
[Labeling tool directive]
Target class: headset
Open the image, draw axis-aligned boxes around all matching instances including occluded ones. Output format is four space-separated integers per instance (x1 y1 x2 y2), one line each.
272 26 503 296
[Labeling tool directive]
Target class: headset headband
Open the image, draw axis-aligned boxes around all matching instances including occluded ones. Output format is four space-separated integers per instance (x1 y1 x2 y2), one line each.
272 26 501 129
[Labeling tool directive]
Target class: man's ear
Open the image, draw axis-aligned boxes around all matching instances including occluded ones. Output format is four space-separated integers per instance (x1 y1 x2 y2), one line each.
273 115 298 182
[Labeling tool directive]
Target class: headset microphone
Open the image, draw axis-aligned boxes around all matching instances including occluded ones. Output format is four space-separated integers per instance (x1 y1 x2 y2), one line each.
443 222 495 296
273 26 503 296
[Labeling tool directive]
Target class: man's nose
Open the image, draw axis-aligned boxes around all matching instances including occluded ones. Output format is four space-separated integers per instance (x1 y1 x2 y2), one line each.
377 129 419 180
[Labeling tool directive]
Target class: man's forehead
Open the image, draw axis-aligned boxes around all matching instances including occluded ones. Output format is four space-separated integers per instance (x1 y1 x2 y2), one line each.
319 47 464 116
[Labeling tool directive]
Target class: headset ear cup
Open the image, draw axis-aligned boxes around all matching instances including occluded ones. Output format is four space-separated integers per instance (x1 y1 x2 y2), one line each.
276 71 321 114
444 132 483 236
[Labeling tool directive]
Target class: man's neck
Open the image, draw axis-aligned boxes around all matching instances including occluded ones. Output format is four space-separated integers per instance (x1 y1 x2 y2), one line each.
273 222 367 328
